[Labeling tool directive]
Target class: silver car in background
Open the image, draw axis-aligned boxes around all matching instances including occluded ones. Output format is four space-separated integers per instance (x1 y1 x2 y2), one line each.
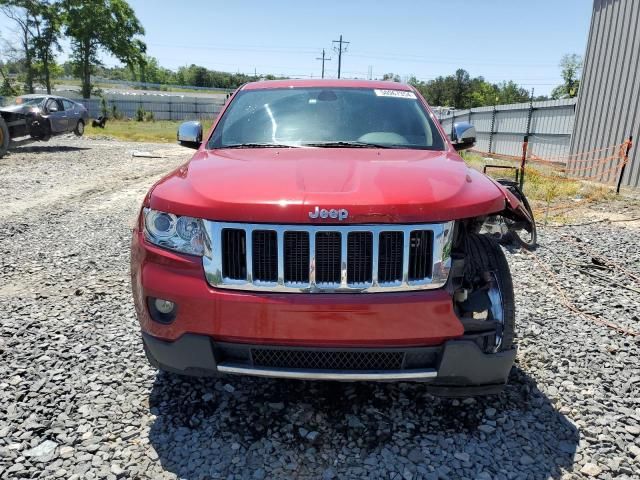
0 94 90 157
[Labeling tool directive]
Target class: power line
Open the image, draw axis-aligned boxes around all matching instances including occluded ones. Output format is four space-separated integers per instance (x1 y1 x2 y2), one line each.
332 34 350 79
147 41 319 54
315 49 331 79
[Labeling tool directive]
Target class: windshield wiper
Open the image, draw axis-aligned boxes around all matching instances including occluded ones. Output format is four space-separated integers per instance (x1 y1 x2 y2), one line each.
303 141 394 149
220 143 298 149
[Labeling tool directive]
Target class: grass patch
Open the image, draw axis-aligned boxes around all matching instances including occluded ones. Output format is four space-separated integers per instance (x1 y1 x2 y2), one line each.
460 150 617 222
86 119 213 143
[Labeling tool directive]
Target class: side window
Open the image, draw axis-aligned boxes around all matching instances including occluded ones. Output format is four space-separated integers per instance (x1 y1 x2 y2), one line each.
62 100 74 111
45 99 62 112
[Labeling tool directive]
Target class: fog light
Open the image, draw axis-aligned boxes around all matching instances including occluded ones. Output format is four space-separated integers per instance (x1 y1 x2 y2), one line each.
147 297 177 324
154 298 175 314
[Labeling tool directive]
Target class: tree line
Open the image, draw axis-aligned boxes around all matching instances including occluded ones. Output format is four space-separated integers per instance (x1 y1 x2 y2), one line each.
84 60 284 90
1 0 145 98
382 53 582 109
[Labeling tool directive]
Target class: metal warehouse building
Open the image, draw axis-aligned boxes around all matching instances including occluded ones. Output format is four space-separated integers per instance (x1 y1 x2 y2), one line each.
570 0 640 188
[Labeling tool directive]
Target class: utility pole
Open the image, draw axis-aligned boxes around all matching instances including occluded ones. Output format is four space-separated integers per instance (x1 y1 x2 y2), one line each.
332 34 350 79
316 49 331 79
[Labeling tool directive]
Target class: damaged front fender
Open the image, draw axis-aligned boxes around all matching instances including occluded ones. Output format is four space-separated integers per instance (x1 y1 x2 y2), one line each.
489 177 534 224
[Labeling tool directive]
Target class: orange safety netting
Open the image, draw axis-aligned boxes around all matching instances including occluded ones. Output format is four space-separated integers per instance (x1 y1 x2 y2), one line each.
525 139 630 184
473 139 631 186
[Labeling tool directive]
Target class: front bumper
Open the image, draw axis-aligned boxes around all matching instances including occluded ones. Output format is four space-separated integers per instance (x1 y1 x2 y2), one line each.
142 332 517 396
133 228 517 395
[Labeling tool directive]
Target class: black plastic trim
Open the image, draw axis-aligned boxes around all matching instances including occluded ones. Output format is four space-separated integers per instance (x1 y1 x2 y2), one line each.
141 332 516 393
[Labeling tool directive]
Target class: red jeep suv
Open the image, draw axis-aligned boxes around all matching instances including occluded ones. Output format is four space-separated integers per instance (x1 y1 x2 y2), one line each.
131 80 533 395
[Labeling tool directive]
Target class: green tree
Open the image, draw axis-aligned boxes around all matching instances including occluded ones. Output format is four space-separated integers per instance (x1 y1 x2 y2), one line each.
29 0 63 93
62 0 146 98
469 78 498 107
0 1 34 93
0 62 18 95
382 72 401 82
137 55 172 84
496 81 530 104
411 70 531 108
413 76 449 106
449 69 472 109
1 0 63 93
551 53 582 99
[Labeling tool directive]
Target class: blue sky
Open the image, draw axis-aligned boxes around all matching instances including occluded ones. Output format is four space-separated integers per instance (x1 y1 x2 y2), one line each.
0 0 593 95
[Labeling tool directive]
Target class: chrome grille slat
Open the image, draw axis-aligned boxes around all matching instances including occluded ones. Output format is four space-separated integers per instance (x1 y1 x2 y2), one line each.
276 229 285 285
340 233 349 288
202 221 454 293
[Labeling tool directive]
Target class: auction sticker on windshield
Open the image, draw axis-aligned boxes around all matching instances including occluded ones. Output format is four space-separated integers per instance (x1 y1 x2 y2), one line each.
374 89 417 99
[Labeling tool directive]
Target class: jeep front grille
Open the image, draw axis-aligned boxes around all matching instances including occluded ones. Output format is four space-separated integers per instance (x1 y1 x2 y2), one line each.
202 221 454 293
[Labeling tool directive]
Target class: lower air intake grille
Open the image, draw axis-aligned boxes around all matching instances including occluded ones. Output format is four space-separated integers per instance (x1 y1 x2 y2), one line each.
251 348 405 370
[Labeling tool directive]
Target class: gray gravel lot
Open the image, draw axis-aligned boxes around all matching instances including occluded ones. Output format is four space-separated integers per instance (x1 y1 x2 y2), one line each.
1 137 639 480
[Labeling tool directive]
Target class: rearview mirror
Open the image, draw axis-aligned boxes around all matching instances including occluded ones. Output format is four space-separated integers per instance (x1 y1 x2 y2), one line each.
451 122 476 151
177 121 203 149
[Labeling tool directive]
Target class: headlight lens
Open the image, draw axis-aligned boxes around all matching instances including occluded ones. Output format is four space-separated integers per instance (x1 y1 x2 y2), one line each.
143 208 207 256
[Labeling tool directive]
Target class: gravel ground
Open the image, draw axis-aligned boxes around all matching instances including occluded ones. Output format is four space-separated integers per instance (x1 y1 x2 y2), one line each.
1 137 639 480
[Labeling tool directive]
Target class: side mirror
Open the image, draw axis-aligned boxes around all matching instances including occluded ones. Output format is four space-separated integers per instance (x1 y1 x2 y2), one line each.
47 103 59 113
177 121 203 149
450 122 476 151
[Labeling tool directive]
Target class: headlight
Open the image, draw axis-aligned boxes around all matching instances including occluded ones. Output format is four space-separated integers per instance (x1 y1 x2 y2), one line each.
143 208 207 256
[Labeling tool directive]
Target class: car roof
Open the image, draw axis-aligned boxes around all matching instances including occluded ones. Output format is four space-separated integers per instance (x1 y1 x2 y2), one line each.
240 79 415 91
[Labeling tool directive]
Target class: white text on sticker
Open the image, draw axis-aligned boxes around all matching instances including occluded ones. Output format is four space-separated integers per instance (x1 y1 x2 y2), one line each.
374 89 417 99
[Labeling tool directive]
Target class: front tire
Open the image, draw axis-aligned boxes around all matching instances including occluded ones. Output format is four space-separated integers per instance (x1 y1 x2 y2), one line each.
462 234 516 352
74 119 85 137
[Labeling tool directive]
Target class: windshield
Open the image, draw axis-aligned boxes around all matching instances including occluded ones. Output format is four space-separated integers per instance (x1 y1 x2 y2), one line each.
208 87 445 150
16 96 46 107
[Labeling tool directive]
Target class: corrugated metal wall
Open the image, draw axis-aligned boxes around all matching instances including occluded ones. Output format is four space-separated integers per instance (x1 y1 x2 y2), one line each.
570 0 640 187
438 99 576 161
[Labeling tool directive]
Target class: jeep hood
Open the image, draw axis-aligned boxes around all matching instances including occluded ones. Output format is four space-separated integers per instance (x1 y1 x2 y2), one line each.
149 148 512 223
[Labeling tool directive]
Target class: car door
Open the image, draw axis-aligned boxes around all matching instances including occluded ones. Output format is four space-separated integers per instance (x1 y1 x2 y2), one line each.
44 98 67 133
62 100 80 132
